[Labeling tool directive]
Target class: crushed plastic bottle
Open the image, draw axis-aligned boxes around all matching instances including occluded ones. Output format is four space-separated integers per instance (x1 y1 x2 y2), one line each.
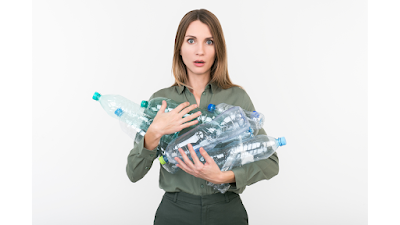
158 106 255 173
205 135 286 193
208 103 265 135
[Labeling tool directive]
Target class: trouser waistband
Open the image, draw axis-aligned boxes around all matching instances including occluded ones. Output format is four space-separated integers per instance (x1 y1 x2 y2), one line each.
164 191 239 205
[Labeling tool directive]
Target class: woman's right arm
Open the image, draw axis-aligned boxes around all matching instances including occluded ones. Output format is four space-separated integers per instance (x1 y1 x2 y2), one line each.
126 97 200 183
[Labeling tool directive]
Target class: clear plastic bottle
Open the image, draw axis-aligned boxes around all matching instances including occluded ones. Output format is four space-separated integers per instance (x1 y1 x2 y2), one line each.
93 92 216 144
93 92 148 120
206 135 286 193
142 97 217 125
159 134 286 192
158 106 255 173
144 99 265 135
93 92 156 143
208 103 265 135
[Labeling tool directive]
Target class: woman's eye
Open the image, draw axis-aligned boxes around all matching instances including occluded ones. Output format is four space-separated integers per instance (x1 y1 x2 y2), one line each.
207 40 214 45
188 39 194 44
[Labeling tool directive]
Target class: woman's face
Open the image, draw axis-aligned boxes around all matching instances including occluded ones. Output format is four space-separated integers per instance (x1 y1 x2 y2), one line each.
180 20 216 79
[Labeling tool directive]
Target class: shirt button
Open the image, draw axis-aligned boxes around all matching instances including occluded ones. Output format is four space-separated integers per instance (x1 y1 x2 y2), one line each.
149 154 154 157
145 167 149 170
200 184 204 188
202 92 205 95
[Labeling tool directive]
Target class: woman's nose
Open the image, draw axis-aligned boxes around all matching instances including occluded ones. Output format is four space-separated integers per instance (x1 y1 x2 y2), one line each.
196 43 204 55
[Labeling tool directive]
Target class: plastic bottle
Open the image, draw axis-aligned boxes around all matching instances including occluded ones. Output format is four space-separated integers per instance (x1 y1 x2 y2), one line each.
92 92 149 120
208 103 265 135
142 97 217 125
144 99 265 136
114 108 180 147
205 135 286 193
158 106 255 173
93 92 216 144
140 100 265 159
93 92 156 143
159 134 286 191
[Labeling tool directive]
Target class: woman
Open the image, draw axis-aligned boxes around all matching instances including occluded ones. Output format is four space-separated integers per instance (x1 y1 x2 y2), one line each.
126 9 279 225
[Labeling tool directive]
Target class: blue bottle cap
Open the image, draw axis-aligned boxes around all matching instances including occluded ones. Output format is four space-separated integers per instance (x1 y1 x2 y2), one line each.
141 101 148 108
277 137 287 146
207 104 216 112
248 127 254 134
114 108 124 117
251 111 260 119
92 92 101 101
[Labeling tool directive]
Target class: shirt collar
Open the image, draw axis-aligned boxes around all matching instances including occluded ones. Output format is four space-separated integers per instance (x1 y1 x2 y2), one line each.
176 82 217 95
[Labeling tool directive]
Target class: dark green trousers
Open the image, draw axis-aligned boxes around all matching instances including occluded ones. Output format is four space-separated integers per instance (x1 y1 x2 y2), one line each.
154 191 248 225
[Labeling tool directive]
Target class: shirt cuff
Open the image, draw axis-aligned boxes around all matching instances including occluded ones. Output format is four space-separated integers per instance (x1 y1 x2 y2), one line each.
137 136 158 161
230 166 246 190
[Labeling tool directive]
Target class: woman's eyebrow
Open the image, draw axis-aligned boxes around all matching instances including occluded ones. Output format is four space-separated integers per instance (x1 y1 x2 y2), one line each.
185 35 213 39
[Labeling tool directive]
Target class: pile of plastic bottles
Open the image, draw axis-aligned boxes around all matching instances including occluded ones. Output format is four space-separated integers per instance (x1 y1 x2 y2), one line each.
93 92 286 193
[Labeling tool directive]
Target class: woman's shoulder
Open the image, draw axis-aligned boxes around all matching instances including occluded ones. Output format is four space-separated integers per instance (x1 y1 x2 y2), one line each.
219 85 248 97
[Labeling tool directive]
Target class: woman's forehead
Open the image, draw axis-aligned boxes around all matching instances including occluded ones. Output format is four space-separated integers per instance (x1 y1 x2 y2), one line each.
185 20 212 38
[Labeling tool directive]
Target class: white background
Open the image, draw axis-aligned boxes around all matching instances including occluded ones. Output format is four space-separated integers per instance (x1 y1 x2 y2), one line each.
4 0 399 224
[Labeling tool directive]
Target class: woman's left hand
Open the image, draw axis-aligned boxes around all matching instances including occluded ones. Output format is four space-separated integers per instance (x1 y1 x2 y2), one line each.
175 143 228 184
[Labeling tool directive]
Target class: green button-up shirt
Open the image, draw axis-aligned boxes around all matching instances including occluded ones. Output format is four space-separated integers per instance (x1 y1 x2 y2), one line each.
126 82 279 195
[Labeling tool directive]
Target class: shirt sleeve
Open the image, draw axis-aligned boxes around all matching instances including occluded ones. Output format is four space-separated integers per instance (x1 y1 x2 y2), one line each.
228 89 279 191
126 94 159 183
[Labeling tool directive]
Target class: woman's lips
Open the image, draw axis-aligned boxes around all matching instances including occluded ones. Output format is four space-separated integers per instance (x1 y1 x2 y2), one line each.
194 61 205 67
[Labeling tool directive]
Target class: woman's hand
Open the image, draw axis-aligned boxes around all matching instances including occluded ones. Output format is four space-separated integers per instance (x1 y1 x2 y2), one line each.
175 143 235 184
149 101 201 137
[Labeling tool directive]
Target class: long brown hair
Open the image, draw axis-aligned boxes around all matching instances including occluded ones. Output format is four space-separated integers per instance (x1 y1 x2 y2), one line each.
171 9 242 90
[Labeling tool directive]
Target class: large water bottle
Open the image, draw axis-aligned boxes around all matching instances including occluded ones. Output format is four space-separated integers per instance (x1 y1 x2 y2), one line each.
142 99 265 134
144 99 265 136
206 135 286 193
159 133 286 192
92 92 216 144
93 92 156 143
158 106 255 173
142 97 217 125
208 103 265 136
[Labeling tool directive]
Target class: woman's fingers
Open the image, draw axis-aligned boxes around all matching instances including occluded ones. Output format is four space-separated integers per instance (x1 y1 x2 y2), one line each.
172 102 191 114
199 147 214 164
187 143 202 165
178 148 196 170
156 100 167 115
182 111 202 124
181 120 199 129
154 101 201 135
179 103 198 117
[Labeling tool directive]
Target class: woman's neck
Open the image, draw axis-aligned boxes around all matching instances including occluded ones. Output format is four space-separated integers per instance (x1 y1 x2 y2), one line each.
186 74 211 94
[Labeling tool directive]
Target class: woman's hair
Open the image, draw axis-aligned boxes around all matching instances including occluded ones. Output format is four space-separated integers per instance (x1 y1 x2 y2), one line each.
171 9 242 90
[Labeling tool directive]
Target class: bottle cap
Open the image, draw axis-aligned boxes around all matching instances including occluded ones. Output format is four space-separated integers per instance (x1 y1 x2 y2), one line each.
207 104 216 112
248 127 254 134
277 137 287 146
250 111 260 119
114 108 124 117
141 101 148 108
158 156 167 165
92 92 101 101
